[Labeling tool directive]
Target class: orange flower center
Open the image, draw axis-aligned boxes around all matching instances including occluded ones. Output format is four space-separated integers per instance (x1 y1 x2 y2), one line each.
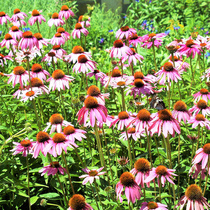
185 184 202 200
13 9 20 14
69 194 86 210
13 66 25 75
78 55 88 63
20 139 31 147
78 15 83 22
48 52 56 57
55 33 62 37
200 43 206 47
52 12 59 19
174 101 187 111
87 85 100 96
117 81 126 87
53 133 66 143
63 126 75 135
0 12 6 17
113 40 123 48
134 158 150 172
195 114 205 121
134 79 144 88
118 111 129 120
197 100 207 109
137 109 151 121
26 91 35 97
155 165 168 176
72 46 84 54
75 23 82 29
34 33 43 40
128 127 135 133
158 109 172 121
61 5 69 11
32 10 40 16
49 113 64 124
134 71 144 79
200 88 209 94
11 26 19 31
163 62 174 71
57 27 65 33
121 26 129 31
32 63 42 72
186 40 194 48
4 34 13 40
36 131 50 142
84 96 99 108
148 202 158 209
52 69 65 79
53 45 61 50
120 172 135 187
130 48 136 54
0 53 4 58
31 78 43 87
148 33 156 38
169 55 179 61
203 143 210 154
22 31 33 38
50 161 60 168
111 69 122 77
88 170 98 176
130 33 138 40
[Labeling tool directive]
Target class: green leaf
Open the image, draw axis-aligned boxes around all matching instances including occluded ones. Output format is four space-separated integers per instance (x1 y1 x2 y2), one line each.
30 196 39 205
40 192 60 199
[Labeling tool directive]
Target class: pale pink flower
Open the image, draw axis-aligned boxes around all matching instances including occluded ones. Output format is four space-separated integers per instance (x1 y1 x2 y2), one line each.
11 9 27 21
34 33 49 48
42 52 62 64
122 48 144 65
39 161 66 176
9 26 23 40
201 68 210 82
140 202 168 210
129 33 142 47
120 127 145 141
31 63 50 82
48 12 65 27
0 12 11 25
68 194 93 210
189 163 210 180
50 32 65 45
116 26 136 40
188 114 210 129
78 15 90 28
19 31 39 50
28 10 46 25
0 33 18 49
87 69 106 81
30 77 49 94
0 53 13 67
20 89 42 102
59 5 74 20
189 100 210 117
50 45 67 57
12 19 26 27
57 27 70 41
72 23 89 39
193 88 210 102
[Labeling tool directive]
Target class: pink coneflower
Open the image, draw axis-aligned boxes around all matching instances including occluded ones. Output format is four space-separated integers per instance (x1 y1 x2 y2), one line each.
140 202 168 210
0 11 11 25
78 15 90 28
34 33 49 48
192 143 210 169
68 194 93 210
193 88 210 102
20 89 42 102
120 127 145 141
168 55 189 74
175 184 210 210
141 33 167 49
79 167 105 185
149 109 181 137
9 26 23 40
87 69 106 81
117 156 129 167
19 31 39 50
122 48 144 65
189 163 210 180
48 12 65 27
6 66 29 88
132 71 157 84
10 138 34 157
129 109 153 132
178 39 200 58
57 27 71 41
12 19 26 27
0 53 13 67
42 52 62 64
86 85 109 105
77 96 108 127
116 26 136 40
110 40 132 59
130 158 151 188
30 77 49 94
51 45 66 57
129 33 142 47
50 32 66 45
28 10 46 25
13 86 24 99
189 100 210 116
44 133 78 157
31 63 50 82
72 23 89 39
39 161 66 176
172 101 191 123
59 5 74 20
11 8 27 21
116 172 142 204
145 165 177 187
110 111 133 130
73 55 96 74
32 131 51 158
63 125 86 142
44 113 72 134
155 62 181 85
188 114 210 129
0 33 18 49
47 69 74 92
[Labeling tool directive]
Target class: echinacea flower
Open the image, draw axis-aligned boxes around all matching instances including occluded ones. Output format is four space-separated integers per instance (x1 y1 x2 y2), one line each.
6 66 30 88
188 114 210 129
73 55 96 74
122 48 144 65
57 27 70 41
39 161 66 176
68 194 93 210
28 10 46 25
9 26 23 40
77 96 108 127
79 167 105 185
47 69 74 92
59 5 74 20
175 184 210 210
34 33 49 48
140 202 168 210
0 11 11 25
149 109 181 137
155 62 181 85
42 52 62 64
30 77 49 94
44 113 72 134
63 125 86 142
168 55 189 74
133 71 157 84
130 158 151 187
12 19 26 27
20 89 42 102
50 32 65 45
116 172 142 204
120 127 145 141
189 163 210 180
116 26 136 40
72 23 89 39
117 156 129 167
10 138 34 157
193 88 210 102
11 8 27 21
48 12 65 27
19 31 39 50
87 69 106 81
145 165 177 187
189 100 210 117
78 15 90 28
51 45 66 57
0 53 13 67
32 131 51 158
0 33 18 49
129 33 142 47
172 100 191 123
31 63 50 81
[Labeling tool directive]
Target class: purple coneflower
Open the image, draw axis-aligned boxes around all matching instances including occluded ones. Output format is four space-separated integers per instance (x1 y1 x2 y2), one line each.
28 10 46 25
51 45 66 57
122 48 144 65
116 26 136 40
57 27 70 41
141 33 166 49
31 63 50 82
0 33 18 49
120 127 145 141
0 11 11 25
0 53 13 67
193 88 210 102
188 114 210 129
68 194 93 210
189 163 210 180
39 161 66 176
189 100 210 116
48 12 65 27
19 31 39 50
42 52 62 64
87 69 106 81
11 8 27 21
50 32 65 45
63 125 86 142
140 202 168 210
129 33 142 47
9 26 23 40
59 5 74 20
20 89 42 102
72 23 89 39
34 33 49 48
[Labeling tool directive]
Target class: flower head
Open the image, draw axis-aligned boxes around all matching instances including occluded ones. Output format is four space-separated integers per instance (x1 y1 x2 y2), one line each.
140 202 168 210
59 5 74 20
189 100 210 117
28 10 46 25
0 33 18 49
116 26 136 40
19 31 39 50
39 161 66 176
68 194 93 210
72 23 89 39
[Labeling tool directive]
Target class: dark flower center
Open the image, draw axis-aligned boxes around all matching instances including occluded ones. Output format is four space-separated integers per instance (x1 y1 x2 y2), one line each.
84 96 99 108
134 79 144 88
155 165 168 176
23 31 33 38
121 26 129 31
158 109 172 121
134 71 144 79
36 131 50 142
75 23 82 29
87 85 100 96
11 26 19 32
32 10 40 16
5 34 13 40
61 5 69 11
69 194 86 210
195 114 205 121
20 139 31 147
134 158 150 172
32 64 42 72
113 40 123 48
118 111 129 120
148 202 158 209
120 172 135 187
185 184 202 200
200 88 209 94
34 33 43 40
48 52 56 57
63 126 75 135
78 55 88 63
31 78 43 87
128 128 135 133
50 161 60 168
72 46 84 54
53 45 61 50
88 170 98 176
26 91 35 97
174 101 187 111
57 27 65 33
197 100 207 109
13 66 25 75
111 69 122 77
53 133 66 143
137 109 151 121
163 62 174 71
203 143 210 154
52 13 59 19
49 113 64 124
0 12 6 17
14 9 21 14
186 40 194 48
52 69 65 79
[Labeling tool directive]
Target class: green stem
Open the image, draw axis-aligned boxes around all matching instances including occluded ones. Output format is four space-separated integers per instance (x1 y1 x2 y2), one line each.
166 135 172 168
37 98 45 124
152 40 157 71
36 20 41 33
32 99 41 130
90 184 100 210
154 135 162 164
121 88 126 111
74 147 85 168
168 82 171 110
94 180 104 209
26 155 31 210
10 44 17 65
125 129 133 169
196 125 200 152
52 56 56 71
203 157 210 195
59 90 67 120
159 177 162 202
146 128 152 167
